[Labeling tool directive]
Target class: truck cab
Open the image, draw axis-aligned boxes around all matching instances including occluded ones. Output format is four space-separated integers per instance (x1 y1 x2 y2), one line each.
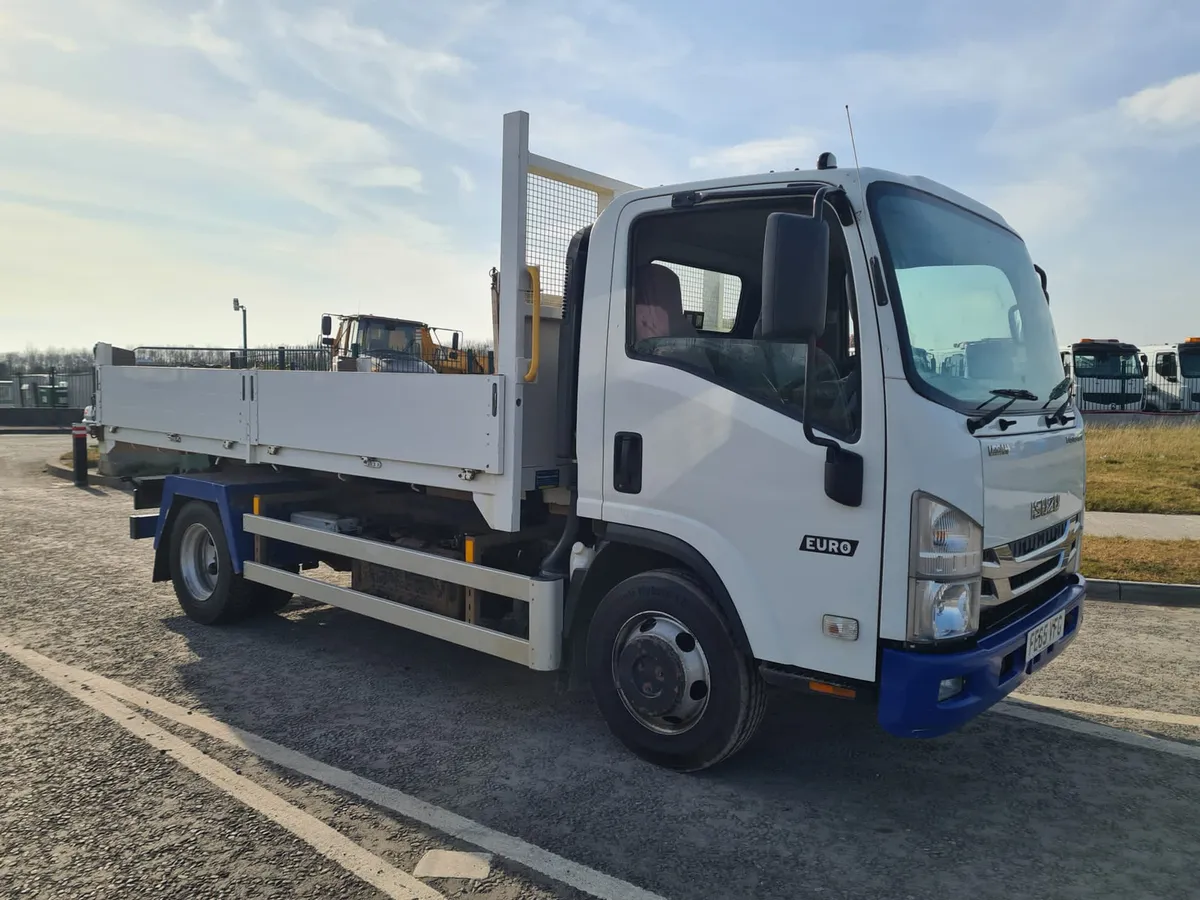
320 313 492 375
1060 339 1145 412
1142 339 1200 412
564 168 1084 745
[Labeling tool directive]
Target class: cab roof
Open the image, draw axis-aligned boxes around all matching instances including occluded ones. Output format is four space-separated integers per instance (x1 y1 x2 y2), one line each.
615 165 1014 235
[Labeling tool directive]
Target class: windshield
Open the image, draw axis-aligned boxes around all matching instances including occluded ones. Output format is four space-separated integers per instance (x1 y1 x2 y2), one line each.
868 182 1064 413
360 321 418 354
1180 349 1200 379
1073 348 1141 378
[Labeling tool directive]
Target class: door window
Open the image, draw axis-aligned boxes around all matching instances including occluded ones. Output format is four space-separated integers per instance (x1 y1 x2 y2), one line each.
626 199 861 440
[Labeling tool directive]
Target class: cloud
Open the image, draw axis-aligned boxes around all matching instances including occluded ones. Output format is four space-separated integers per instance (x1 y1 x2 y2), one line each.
3 0 1200 354
0 198 498 346
1120 71 1200 127
350 166 423 190
690 136 820 175
0 12 78 52
451 165 476 194
0 78 424 224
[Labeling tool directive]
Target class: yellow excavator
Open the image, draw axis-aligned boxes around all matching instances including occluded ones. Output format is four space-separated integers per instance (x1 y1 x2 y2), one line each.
320 313 493 375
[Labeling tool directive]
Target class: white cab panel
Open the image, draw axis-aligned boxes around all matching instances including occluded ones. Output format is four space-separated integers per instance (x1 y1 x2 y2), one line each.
876 385 985 642
597 192 887 681
978 423 1085 547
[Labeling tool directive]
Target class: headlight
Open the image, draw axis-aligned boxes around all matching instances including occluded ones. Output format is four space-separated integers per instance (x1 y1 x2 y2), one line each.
908 494 982 642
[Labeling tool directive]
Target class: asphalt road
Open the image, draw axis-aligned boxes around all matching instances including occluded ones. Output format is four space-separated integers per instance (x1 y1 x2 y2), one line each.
2 434 1199 900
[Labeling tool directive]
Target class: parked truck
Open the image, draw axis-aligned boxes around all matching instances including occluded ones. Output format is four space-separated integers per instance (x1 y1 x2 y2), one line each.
1059 339 1145 412
91 111 1086 771
1140 338 1200 412
320 312 493 375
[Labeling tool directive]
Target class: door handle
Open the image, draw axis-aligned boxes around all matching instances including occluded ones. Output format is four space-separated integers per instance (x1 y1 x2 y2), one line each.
613 432 642 494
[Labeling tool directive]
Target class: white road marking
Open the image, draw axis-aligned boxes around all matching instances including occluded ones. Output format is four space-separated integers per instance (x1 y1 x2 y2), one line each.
996 704 1200 762
1013 693 1200 729
0 638 671 900
0 639 445 900
413 850 492 880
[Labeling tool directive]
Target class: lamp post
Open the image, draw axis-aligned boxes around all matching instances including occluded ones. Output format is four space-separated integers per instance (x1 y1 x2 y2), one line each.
232 298 248 367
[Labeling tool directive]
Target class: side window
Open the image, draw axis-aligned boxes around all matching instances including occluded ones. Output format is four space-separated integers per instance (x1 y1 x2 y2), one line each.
1156 353 1178 378
627 202 861 439
653 262 741 333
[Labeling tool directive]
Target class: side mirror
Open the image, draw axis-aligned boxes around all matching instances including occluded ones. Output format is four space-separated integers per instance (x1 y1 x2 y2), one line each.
1034 264 1049 304
760 211 830 341
321 315 332 336
321 337 334 347
762 203 861 508
452 332 460 351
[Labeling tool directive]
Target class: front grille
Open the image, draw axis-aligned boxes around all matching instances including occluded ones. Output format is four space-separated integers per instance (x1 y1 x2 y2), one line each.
1008 520 1068 559
1081 392 1138 406
1009 555 1060 591
980 573 1070 635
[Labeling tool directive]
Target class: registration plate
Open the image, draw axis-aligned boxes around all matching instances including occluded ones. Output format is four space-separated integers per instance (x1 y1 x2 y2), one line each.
1025 610 1066 662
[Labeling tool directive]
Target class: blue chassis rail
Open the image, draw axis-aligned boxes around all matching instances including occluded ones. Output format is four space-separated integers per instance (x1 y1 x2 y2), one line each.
130 472 315 573
878 575 1086 738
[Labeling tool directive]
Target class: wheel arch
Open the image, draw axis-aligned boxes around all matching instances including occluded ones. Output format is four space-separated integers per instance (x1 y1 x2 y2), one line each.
561 522 755 689
152 479 248 581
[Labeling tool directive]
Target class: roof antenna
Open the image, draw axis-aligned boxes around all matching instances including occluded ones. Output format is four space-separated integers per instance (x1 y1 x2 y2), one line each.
845 104 865 213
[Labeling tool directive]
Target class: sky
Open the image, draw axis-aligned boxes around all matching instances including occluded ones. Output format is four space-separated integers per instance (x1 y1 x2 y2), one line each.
2 0 1200 352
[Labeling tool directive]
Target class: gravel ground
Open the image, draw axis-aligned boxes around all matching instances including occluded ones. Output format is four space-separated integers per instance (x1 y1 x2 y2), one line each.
2 434 1200 900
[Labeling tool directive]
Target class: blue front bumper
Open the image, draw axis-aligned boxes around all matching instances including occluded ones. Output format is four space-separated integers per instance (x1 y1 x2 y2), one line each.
877 575 1086 738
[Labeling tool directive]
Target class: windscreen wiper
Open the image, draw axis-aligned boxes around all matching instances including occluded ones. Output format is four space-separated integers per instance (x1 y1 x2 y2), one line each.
1041 377 1072 408
967 388 1038 434
1040 377 1075 426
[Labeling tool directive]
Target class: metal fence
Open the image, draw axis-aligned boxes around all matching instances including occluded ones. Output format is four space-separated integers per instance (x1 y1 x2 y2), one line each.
133 343 496 376
0 370 95 409
133 345 332 371
1141 364 1200 413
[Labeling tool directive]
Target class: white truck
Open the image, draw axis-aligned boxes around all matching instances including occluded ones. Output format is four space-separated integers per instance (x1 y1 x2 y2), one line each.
1140 339 1200 413
92 110 1087 772
1059 339 1145 412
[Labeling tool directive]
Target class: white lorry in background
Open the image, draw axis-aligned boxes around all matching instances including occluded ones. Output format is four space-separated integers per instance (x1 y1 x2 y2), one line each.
1140 338 1200 413
90 110 1087 772
1059 339 1145 412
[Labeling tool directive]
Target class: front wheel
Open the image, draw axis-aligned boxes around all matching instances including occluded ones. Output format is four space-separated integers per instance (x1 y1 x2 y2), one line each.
585 569 766 772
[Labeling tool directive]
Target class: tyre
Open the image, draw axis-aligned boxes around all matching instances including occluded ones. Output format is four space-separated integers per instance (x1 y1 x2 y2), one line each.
585 568 766 772
169 500 256 625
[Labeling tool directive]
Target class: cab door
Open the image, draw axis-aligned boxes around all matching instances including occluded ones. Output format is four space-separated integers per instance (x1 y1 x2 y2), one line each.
599 191 887 681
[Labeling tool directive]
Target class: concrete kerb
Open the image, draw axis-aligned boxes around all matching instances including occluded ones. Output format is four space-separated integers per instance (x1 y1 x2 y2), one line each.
1087 579 1200 608
43 456 129 491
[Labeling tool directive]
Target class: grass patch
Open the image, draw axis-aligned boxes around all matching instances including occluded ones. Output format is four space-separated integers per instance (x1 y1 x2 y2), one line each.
1086 424 1200 514
1081 536 1200 584
59 445 100 469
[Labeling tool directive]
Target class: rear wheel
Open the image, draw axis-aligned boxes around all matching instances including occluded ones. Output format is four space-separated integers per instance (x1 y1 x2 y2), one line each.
169 501 256 625
585 569 766 772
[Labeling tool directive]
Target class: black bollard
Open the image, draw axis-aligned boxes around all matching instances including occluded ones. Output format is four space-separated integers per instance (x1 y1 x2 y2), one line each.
72 423 88 487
